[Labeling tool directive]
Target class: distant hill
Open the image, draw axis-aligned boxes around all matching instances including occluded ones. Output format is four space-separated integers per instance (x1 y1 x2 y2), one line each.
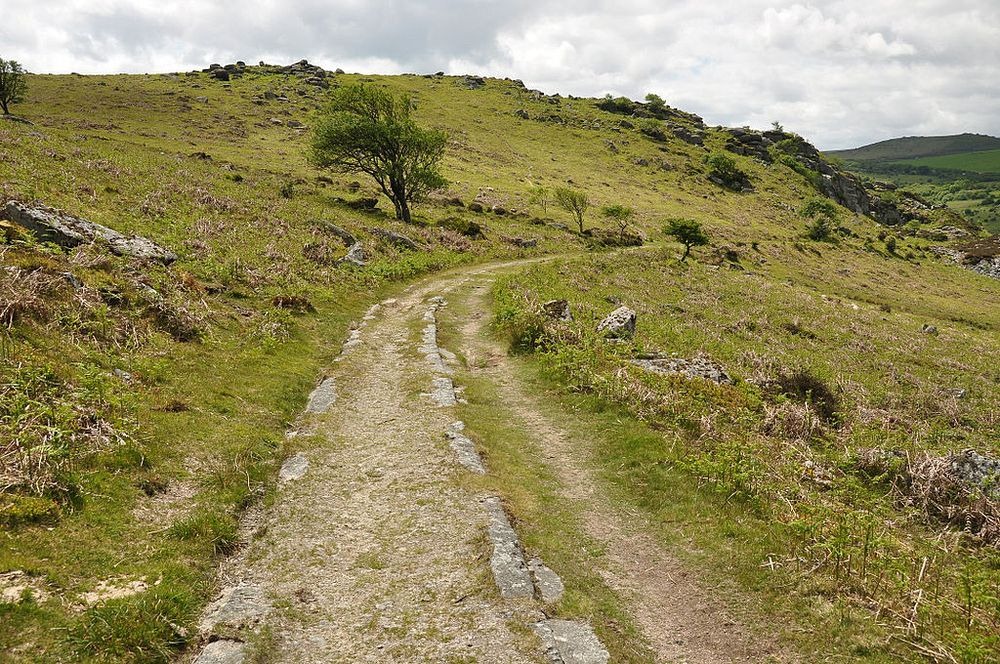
828 133 1000 162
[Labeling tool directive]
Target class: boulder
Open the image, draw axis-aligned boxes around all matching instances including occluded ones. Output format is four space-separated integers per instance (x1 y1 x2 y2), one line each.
502 235 537 248
368 228 421 251
514 109 529 120
1 201 177 263
314 221 357 247
337 242 366 266
462 76 486 90
597 306 636 339
542 299 572 322
631 353 733 384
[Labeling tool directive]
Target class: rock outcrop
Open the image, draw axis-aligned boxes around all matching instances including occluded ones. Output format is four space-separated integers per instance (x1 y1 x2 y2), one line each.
1 201 177 263
597 306 636 339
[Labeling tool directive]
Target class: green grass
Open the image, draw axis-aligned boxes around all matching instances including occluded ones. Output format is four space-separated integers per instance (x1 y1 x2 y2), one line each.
1 64 998 661
895 149 1000 174
489 246 1000 662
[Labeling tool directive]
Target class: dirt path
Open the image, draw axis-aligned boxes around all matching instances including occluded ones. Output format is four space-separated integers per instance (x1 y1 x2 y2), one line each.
192 259 791 663
449 278 794 664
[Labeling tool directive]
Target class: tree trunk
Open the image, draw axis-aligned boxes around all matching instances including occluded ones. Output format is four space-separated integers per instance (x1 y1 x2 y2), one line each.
681 244 691 261
0 100 8 115
398 198 411 223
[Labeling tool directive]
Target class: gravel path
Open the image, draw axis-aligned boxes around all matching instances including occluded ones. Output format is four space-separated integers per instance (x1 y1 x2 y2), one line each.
192 258 790 663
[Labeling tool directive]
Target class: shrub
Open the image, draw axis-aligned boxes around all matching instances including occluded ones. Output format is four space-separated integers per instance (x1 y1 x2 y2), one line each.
705 151 749 190
800 197 839 241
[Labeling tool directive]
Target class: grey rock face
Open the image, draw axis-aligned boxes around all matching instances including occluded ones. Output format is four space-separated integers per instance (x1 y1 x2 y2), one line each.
429 377 457 407
2 201 177 263
305 377 337 414
199 584 269 633
338 242 366 267
542 299 572 322
527 557 564 603
193 639 245 664
631 354 733 384
482 497 534 599
596 306 636 339
534 619 609 664
445 421 486 474
279 453 309 482
950 450 1000 499
369 227 421 251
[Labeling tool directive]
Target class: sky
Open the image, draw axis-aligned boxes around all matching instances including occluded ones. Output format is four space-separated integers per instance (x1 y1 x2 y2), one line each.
2 1 998 149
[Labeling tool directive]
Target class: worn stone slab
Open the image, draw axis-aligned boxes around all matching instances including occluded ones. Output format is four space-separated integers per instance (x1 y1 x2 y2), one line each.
445 422 486 474
528 557 564 603
279 453 309 482
2 200 177 263
482 496 533 599
193 639 245 664
305 377 337 414
429 377 457 407
534 619 609 664
199 583 269 633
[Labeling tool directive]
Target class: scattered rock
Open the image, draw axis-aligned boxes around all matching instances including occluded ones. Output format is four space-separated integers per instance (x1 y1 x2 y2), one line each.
514 109 529 119
467 202 485 213
337 242 366 267
462 75 486 90
429 376 457 407
342 197 379 211
921 323 939 335
631 354 733 384
534 619 609 664
193 639 244 664
596 306 636 339
199 583 269 634
445 421 486 474
527 558 564 603
542 299 572 322
314 221 357 247
279 453 309 482
368 227 421 251
305 377 337 414
482 496 533 599
2 201 177 263
286 120 306 129
502 235 537 248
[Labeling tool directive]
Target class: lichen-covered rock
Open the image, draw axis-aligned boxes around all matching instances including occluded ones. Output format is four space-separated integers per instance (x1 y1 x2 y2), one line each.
596 306 636 339
631 353 732 384
2 201 177 263
542 299 572 322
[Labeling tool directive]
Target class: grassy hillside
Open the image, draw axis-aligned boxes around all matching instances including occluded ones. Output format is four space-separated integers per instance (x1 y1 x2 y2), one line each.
2 64 999 662
900 149 1000 175
828 135 1000 234
829 133 1000 162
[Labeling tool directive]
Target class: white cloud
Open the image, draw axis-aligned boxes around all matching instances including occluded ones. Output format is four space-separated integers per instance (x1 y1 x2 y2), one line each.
0 0 997 148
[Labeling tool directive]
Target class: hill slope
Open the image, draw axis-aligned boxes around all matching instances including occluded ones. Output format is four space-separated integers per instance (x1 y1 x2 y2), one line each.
829 132 1000 162
1 62 998 663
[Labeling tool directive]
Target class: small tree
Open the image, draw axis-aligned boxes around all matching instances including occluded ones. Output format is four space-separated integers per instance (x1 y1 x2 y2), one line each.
311 84 447 222
601 204 634 237
705 151 748 189
644 93 666 113
527 185 550 214
0 59 27 116
800 198 838 241
664 217 708 261
554 187 590 233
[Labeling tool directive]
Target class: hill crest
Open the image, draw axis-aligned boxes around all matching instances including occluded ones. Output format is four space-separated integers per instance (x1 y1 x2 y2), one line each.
828 132 1000 162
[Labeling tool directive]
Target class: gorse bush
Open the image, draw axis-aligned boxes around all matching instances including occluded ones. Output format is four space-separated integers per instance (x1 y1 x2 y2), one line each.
800 197 838 241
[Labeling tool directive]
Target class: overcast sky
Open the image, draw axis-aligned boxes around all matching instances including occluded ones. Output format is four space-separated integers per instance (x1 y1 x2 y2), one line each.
2 1 998 149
